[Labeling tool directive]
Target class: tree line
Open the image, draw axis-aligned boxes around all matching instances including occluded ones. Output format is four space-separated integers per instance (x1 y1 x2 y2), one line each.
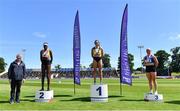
99 46 180 74
0 46 180 74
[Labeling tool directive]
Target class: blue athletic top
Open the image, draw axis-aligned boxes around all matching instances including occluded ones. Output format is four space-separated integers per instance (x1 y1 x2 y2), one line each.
143 55 156 67
144 55 155 63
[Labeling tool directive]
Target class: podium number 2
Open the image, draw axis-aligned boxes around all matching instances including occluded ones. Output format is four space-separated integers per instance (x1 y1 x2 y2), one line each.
96 87 102 96
39 92 44 98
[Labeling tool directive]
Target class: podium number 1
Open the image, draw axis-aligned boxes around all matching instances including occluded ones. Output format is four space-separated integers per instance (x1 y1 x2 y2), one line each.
39 92 44 98
96 87 102 96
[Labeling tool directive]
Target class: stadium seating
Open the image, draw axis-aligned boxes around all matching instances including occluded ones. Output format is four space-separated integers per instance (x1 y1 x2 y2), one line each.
0 68 119 79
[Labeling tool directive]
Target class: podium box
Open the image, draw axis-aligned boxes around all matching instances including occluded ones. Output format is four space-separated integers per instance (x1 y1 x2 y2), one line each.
90 84 108 102
144 93 163 101
35 90 54 102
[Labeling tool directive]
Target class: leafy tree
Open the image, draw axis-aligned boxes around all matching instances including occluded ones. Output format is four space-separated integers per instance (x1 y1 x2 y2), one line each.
154 50 170 75
80 65 86 69
89 63 93 68
170 47 180 72
128 53 134 72
0 57 7 73
54 64 61 72
102 53 111 68
136 67 143 72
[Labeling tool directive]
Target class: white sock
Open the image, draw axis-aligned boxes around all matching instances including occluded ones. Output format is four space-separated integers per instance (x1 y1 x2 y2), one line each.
149 90 153 94
154 91 158 95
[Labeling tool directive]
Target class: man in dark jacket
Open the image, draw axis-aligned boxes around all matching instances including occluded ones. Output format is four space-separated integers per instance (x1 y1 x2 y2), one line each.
40 42 53 91
8 54 26 104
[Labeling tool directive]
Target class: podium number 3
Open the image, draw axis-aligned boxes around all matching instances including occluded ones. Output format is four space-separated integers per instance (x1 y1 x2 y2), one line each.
155 95 158 100
39 92 44 98
96 87 102 96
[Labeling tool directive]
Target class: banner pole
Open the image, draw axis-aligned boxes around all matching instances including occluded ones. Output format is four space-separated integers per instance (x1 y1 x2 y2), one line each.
74 81 76 95
120 82 122 96
120 73 122 96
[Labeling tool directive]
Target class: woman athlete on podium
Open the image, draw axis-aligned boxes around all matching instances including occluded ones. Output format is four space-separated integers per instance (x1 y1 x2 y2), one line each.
91 40 104 84
143 48 159 95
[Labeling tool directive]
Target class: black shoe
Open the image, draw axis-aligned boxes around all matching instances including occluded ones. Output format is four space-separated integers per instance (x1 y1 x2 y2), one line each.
40 88 44 91
9 99 14 104
94 81 96 85
16 99 20 103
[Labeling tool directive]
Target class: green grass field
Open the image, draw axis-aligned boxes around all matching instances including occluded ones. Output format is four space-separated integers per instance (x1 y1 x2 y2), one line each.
0 78 180 110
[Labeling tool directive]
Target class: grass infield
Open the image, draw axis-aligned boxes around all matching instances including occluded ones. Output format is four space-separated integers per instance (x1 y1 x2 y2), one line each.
0 78 180 110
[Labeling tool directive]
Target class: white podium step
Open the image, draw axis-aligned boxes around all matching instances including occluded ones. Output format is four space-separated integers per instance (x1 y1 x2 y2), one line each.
144 93 163 101
35 90 54 102
90 84 108 102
